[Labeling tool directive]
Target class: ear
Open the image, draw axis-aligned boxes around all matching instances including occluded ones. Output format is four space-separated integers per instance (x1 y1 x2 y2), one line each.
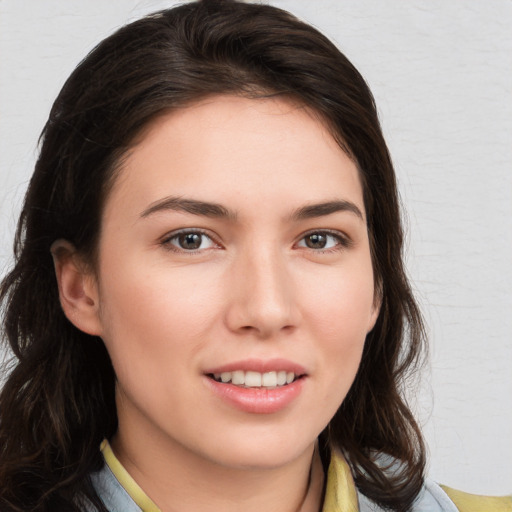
51 239 103 336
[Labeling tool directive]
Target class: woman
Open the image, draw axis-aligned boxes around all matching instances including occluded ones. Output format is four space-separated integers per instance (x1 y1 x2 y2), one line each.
0 1 510 511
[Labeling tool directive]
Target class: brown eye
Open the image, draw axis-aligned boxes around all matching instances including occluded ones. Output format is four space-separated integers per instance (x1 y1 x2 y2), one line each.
165 231 216 252
178 233 203 250
304 233 328 249
297 231 347 251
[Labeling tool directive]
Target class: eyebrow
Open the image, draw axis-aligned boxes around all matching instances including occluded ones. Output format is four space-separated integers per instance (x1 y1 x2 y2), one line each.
140 196 237 220
291 200 364 221
140 196 363 222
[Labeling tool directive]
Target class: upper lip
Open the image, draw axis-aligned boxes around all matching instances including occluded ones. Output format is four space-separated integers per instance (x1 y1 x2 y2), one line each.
204 358 307 376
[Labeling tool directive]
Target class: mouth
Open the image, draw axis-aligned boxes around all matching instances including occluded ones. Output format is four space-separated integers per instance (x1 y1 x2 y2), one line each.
204 361 307 413
207 370 304 389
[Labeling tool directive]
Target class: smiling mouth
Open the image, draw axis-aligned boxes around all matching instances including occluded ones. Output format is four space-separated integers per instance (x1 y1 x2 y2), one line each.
207 370 303 388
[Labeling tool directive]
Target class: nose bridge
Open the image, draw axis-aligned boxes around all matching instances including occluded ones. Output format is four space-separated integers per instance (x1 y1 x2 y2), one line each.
226 237 298 337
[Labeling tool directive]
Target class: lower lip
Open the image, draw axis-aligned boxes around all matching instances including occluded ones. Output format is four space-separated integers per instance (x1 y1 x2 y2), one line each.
204 376 306 414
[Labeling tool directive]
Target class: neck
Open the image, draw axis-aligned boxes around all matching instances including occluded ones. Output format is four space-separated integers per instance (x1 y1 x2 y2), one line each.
110 427 323 512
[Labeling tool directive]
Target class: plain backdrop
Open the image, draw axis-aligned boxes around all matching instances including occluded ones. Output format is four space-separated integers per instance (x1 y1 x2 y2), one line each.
1 0 511 496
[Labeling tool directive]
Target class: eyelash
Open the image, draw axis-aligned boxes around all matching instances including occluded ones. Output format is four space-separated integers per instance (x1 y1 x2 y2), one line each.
160 229 351 254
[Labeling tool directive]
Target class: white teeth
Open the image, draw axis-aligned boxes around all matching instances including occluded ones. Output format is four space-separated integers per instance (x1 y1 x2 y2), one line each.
245 371 262 387
262 371 277 387
212 370 298 387
232 370 245 385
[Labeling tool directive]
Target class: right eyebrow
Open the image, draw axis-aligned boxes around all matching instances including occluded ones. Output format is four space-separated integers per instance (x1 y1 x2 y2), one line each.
140 196 237 220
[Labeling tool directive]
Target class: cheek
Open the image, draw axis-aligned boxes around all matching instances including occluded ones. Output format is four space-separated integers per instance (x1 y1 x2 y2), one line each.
298 265 374 388
301 264 376 333
99 256 213 326
95 261 225 377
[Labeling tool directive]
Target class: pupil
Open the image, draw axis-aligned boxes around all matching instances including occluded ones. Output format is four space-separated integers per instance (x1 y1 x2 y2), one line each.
306 233 326 249
180 233 201 249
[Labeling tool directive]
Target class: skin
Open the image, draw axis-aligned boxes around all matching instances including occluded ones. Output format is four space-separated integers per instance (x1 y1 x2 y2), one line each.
54 95 379 512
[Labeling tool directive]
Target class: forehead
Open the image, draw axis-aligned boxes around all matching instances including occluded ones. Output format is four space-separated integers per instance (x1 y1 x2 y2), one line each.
105 95 364 221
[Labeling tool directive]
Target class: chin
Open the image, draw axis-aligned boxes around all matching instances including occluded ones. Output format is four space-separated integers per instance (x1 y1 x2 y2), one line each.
200 431 316 471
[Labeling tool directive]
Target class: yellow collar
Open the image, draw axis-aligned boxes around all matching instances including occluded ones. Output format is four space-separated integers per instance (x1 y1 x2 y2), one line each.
101 440 161 512
322 452 359 512
100 440 359 512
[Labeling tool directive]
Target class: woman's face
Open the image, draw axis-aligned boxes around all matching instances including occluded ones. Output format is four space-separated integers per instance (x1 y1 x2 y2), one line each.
87 95 378 469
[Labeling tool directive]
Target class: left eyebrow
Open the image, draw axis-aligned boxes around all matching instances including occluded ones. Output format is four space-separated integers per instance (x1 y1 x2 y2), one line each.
291 200 364 222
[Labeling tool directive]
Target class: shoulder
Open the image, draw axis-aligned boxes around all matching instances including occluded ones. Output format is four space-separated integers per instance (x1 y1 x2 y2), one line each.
440 484 512 512
411 479 512 512
356 479 512 512
355 478 458 512
326 450 512 512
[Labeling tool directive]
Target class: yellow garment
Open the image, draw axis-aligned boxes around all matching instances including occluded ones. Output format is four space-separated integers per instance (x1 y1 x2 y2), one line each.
441 485 512 512
322 453 358 512
100 440 161 512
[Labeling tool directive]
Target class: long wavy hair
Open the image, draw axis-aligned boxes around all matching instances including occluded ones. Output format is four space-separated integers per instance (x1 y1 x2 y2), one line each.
0 1 426 510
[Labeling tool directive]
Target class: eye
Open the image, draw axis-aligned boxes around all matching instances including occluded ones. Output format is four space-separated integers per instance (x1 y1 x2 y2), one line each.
296 231 348 251
163 230 217 252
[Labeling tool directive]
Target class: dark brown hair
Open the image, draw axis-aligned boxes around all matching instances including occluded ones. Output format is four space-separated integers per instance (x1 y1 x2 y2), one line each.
0 1 426 510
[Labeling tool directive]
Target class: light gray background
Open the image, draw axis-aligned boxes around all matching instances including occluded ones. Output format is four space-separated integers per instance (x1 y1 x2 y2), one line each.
1 0 511 495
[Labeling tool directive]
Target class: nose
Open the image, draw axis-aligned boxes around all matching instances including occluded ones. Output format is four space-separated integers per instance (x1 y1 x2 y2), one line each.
224 245 301 339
